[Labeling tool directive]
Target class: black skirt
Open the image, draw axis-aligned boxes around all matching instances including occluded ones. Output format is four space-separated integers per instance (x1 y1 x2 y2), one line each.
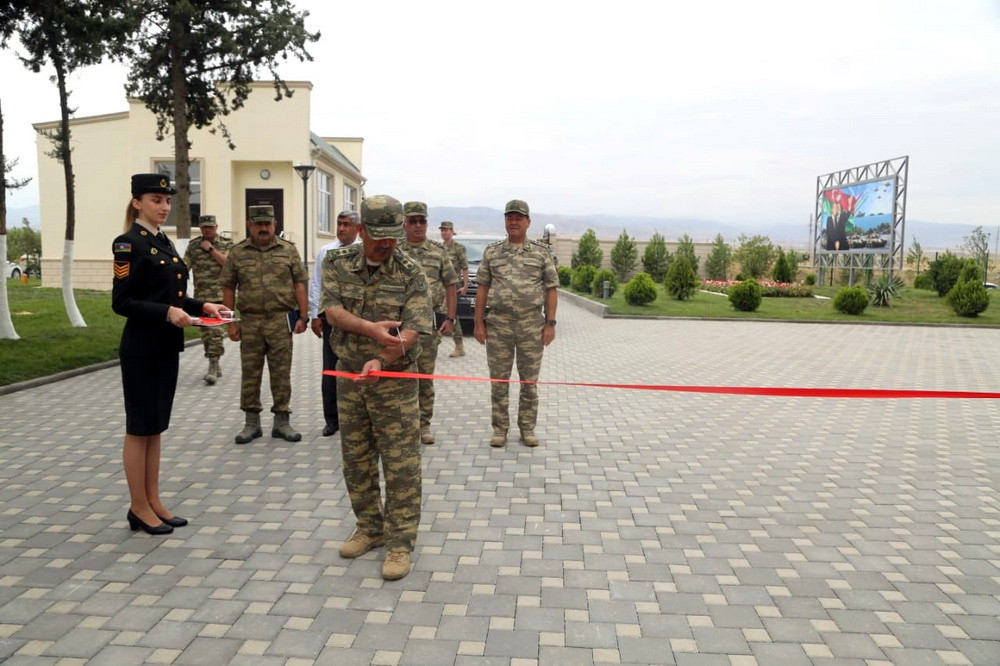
120 353 179 435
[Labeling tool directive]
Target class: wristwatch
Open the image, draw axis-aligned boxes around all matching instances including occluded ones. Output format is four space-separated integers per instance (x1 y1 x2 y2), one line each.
545 319 557 326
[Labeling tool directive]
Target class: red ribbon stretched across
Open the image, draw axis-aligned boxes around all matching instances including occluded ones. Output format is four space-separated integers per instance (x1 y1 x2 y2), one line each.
322 370 1000 400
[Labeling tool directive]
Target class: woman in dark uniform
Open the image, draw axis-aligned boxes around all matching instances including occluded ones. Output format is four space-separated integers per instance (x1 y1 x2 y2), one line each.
112 173 224 535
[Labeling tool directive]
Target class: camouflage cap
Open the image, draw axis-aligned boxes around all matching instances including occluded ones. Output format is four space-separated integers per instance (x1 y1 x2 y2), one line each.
361 195 405 240
403 201 428 218
198 214 218 227
504 199 530 216
439 221 455 230
248 205 275 223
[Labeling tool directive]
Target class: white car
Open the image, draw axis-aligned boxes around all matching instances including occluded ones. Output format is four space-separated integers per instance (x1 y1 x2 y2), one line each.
984 282 998 290
6 261 21 279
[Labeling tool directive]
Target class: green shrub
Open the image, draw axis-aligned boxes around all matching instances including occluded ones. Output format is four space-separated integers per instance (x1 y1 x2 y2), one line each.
571 264 597 293
771 247 794 283
557 265 573 288
804 274 816 286
664 255 698 300
728 279 762 312
912 273 933 290
946 279 990 317
591 269 618 298
833 286 869 315
927 251 966 296
868 275 904 307
623 272 658 306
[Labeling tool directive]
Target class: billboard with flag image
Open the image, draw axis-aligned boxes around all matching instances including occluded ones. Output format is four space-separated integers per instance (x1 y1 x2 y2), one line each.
819 177 896 253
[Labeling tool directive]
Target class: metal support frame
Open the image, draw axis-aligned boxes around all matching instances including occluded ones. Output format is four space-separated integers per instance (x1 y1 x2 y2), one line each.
814 156 908 286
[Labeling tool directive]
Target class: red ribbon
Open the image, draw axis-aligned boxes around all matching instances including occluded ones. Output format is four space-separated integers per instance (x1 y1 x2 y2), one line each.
322 370 1000 400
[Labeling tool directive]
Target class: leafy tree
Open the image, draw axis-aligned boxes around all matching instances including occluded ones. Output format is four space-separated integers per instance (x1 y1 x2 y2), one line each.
609 229 637 281
571 228 602 269
0 100 32 340
7 218 41 268
926 251 966 297
664 254 698 300
1 0 134 327
590 269 617 298
641 231 670 282
733 234 774 279
785 247 800 282
675 234 699 273
906 238 924 275
771 246 794 283
704 233 731 281
124 0 319 237
961 226 991 283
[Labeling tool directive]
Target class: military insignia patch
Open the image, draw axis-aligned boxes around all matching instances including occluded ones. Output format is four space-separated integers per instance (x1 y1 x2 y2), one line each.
150 247 158 255
113 242 131 253
113 261 130 278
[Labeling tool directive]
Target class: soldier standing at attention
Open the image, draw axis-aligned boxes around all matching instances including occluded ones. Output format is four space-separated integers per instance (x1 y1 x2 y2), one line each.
473 199 558 448
400 201 458 445
183 214 232 384
309 211 361 437
439 220 469 357
220 205 309 444
319 194 432 581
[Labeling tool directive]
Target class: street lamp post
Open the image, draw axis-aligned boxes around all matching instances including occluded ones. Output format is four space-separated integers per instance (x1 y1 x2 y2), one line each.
293 164 317 269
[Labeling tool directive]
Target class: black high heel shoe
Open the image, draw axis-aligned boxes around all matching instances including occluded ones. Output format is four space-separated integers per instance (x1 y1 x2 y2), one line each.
156 514 188 528
127 510 174 535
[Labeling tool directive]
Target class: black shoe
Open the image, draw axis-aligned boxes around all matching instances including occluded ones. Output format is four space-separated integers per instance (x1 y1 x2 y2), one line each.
322 422 339 437
127 510 173 535
156 514 189 527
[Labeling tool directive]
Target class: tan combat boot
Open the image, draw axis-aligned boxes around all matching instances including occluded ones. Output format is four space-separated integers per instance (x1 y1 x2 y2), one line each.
271 412 302 442
234 411 262 444
520 431 539 447
490 429 507 447
448 342 465 358
420 427 435 445
382 549 411 580
339 530 385 558
204 357 221 385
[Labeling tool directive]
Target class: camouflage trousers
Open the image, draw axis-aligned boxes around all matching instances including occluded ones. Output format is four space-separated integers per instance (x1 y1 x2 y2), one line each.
451 319 463 345
485 311 545 433
238 313 294 413
415 329 442 430
337 359 421 552
200 325 225 359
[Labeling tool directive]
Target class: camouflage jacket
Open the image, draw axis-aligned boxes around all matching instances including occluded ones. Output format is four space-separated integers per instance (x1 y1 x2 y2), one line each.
444 240 468 273
398 238 458 313
319 245 433 366
183 234 233 300
477 239 558 316
219 237 307 315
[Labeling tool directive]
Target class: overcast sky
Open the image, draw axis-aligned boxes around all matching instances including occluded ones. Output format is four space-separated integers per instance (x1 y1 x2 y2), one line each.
2 0 999 228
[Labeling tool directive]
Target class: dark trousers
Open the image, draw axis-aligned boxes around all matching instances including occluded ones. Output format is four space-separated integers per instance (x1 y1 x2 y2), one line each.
322 320 340 426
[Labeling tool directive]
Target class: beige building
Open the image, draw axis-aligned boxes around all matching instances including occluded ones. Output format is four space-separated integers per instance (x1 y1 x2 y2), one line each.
33 81 363 290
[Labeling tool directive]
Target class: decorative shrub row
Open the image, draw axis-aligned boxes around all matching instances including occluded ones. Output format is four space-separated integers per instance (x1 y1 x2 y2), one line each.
701 280 813 298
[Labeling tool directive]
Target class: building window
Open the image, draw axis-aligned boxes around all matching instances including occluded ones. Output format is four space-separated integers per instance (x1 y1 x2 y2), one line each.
317 171 332 233
153 160 201 227
344 184 357 212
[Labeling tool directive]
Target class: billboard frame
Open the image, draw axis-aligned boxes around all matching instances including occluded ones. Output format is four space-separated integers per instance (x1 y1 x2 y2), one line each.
813 156 908 286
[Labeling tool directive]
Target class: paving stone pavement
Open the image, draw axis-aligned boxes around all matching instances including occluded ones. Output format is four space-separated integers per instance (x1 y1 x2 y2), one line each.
1 298 999 665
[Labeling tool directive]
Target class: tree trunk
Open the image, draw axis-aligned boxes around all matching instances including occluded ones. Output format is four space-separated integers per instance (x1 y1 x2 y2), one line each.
0 100 20 340
169 18 192 239
53 49 86 327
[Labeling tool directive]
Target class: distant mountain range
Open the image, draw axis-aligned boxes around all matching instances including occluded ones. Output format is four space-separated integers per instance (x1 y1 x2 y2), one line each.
7 202 987 253
433 206 987 253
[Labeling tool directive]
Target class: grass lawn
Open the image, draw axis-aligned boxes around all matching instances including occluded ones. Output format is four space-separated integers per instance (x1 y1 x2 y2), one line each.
0 278 199 387
594 283 1000 326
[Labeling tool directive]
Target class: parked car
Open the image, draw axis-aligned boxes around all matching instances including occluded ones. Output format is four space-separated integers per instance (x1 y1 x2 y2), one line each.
6 261 22 280
453 235 504 334
984 282 998 290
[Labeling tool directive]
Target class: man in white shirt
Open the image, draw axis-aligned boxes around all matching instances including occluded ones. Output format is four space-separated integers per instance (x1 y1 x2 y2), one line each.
309 211 361 436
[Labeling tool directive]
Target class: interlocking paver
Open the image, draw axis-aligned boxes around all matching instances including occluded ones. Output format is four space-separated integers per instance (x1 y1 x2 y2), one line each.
2 297 1000 664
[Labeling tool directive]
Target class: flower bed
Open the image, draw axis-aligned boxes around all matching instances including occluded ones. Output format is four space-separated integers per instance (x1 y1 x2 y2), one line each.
700 280 814 298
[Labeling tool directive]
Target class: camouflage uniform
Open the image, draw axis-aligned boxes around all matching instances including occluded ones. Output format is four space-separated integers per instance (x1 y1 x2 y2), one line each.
320 244 433 552
398 238 457 433
183 233 233 360
443 239 468 347
219 236 308 414
477 239 559 434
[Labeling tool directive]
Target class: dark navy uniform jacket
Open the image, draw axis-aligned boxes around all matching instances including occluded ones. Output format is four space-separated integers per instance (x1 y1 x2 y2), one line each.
112 223 204 356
